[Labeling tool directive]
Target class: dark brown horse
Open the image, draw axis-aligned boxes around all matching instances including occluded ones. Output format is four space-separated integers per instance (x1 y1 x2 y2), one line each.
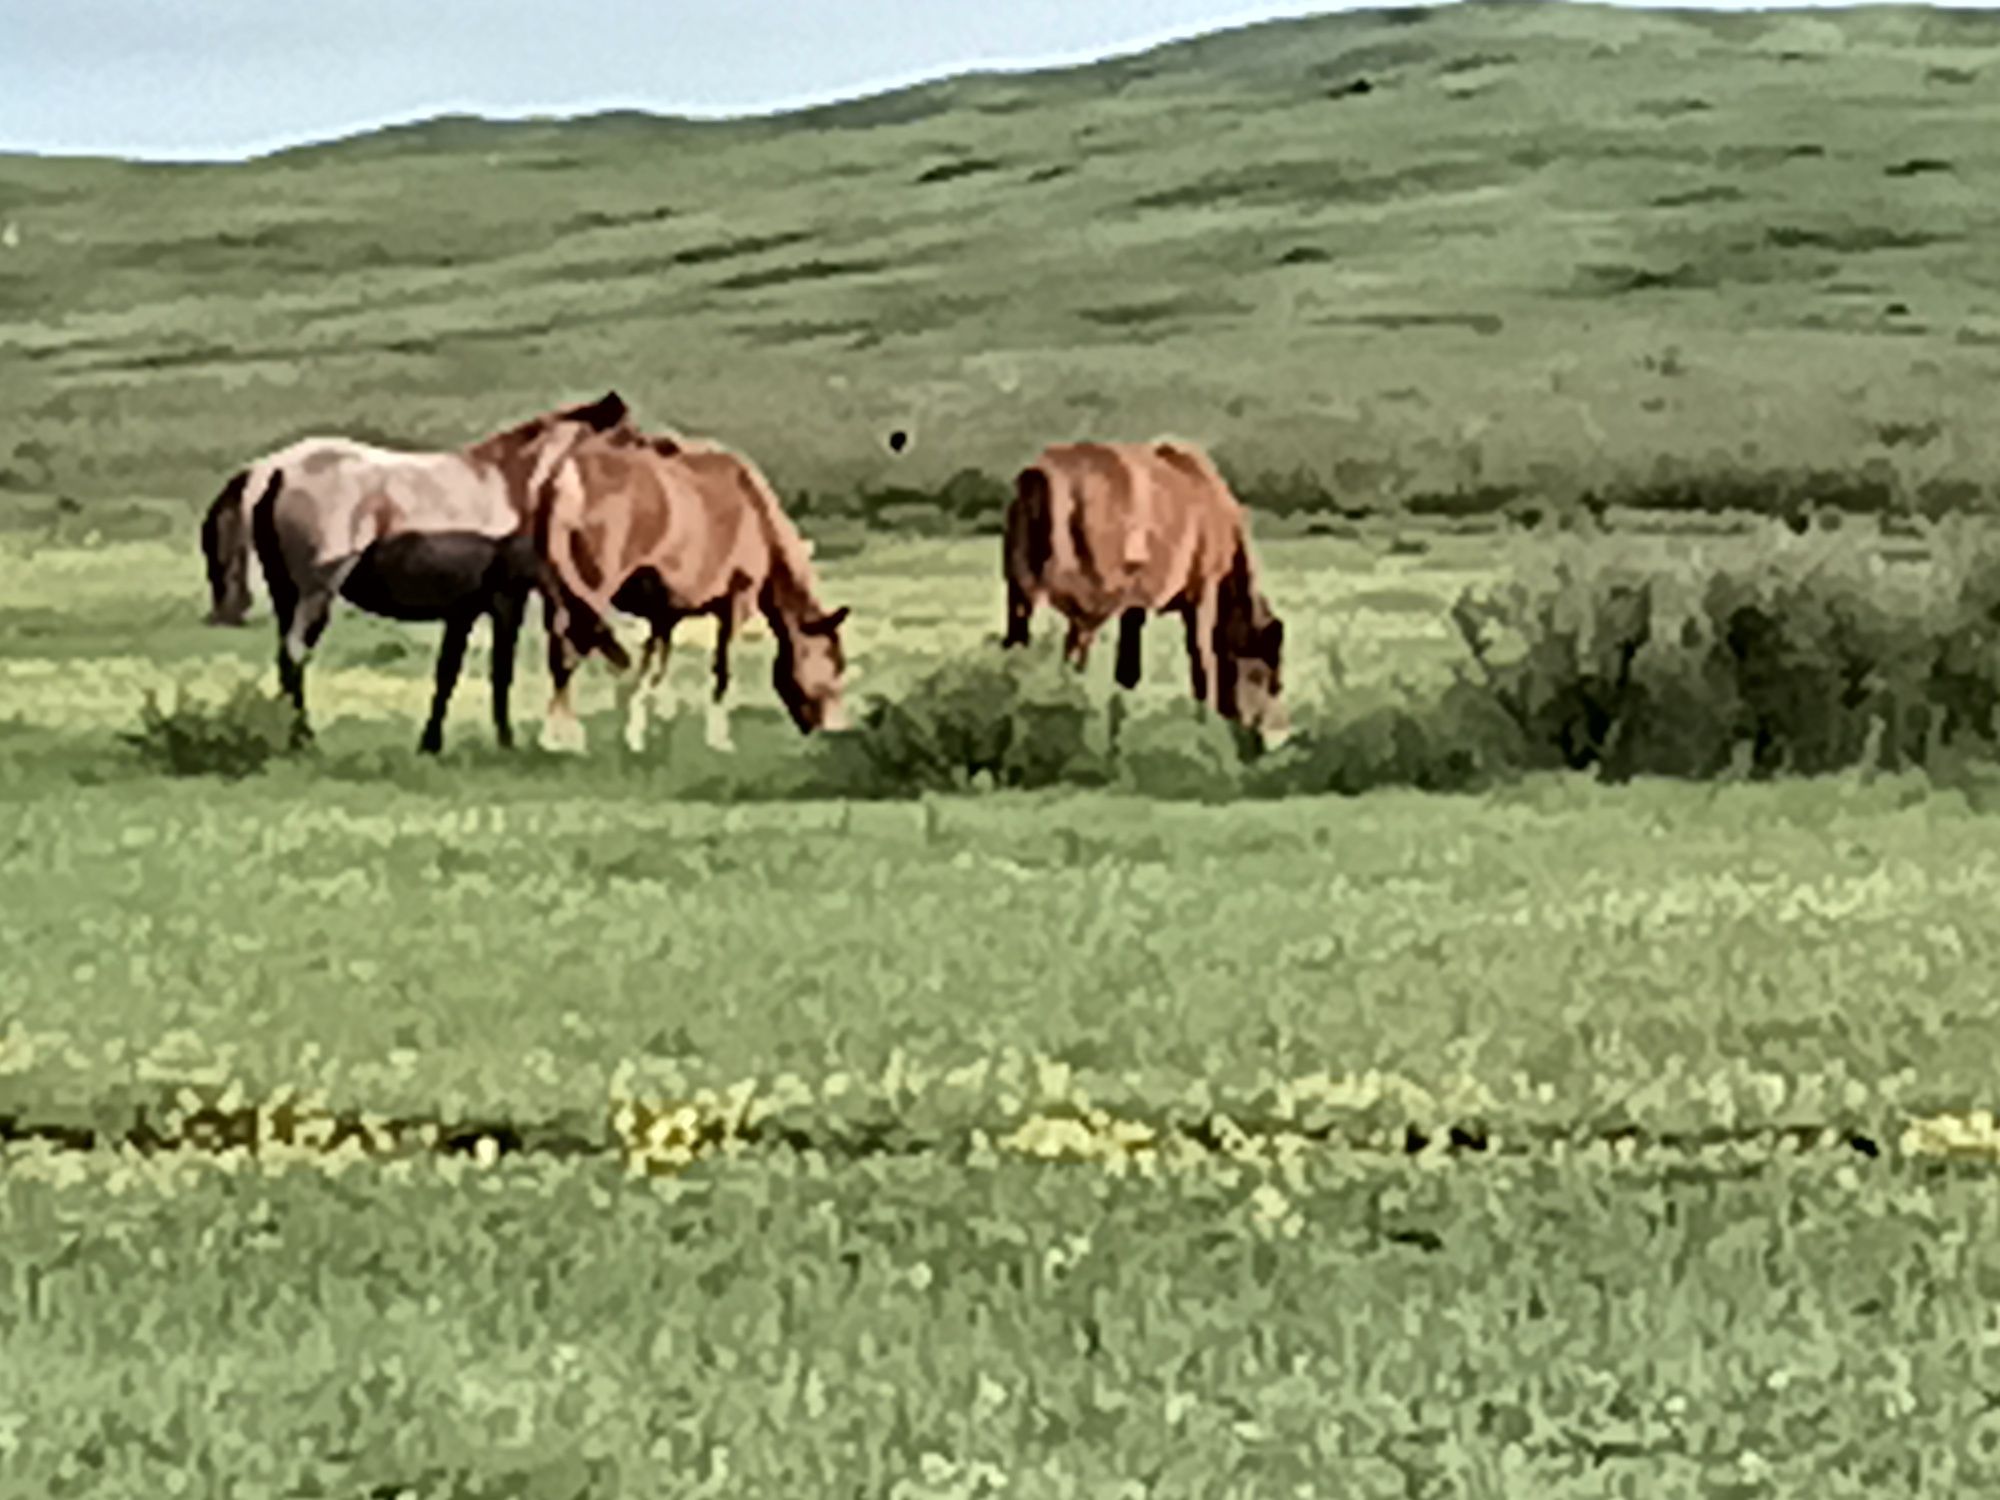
207 392 637 751
1003 438 1289 741
533 431 851 753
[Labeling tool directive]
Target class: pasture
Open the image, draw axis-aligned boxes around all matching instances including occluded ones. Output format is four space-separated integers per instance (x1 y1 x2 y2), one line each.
8 523 2000 1495
10 0 2000 1492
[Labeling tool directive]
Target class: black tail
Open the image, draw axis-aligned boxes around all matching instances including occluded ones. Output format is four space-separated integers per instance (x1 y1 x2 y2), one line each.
1004 466 1053 647
247 469 294 627
199 471 254 625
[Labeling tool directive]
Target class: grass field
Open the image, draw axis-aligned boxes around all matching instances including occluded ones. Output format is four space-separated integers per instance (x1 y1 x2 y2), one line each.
9 521 2000 1493
10 2 2000 1492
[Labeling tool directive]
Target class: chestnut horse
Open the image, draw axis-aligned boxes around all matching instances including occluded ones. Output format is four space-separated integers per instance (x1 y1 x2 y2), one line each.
533 431 851 753
202 392 636 751
1002 439 1289 741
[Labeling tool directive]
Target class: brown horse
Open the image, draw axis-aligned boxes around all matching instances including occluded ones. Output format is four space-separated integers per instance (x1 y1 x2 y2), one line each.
1002 439 1289 741
205 392 637 751
533 431 852 753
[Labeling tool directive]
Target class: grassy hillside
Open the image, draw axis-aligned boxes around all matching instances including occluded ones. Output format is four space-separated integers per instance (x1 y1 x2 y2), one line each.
4 0 2000 542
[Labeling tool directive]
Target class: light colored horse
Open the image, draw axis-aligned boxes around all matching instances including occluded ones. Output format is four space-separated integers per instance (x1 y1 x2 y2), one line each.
200 392 637 750
1003 438 1290 742
532 430 852 754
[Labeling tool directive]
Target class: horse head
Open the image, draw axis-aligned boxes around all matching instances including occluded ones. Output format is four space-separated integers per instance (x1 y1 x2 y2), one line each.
773 603 852 734
1217 557 1289 743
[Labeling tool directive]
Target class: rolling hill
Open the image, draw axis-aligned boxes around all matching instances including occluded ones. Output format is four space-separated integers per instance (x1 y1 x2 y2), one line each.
3 0 1999 540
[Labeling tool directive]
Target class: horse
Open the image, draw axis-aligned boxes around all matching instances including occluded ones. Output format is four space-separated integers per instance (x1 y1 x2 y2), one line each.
1002 438 1290 742
205 391 638 752
532 430 852 754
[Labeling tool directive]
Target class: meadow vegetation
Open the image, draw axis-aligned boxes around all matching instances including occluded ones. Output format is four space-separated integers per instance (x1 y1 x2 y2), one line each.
10 2 2000 1491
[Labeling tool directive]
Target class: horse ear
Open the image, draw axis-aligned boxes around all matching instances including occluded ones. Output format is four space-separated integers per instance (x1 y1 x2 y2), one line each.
815 605 851 634
577 391 629 431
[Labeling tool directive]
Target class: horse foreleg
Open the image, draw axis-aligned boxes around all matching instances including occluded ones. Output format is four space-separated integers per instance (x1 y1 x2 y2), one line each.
1114 608 1147 691
706 608 736 753
420 610 475 755
1183 594 1219 711
487 590 525 751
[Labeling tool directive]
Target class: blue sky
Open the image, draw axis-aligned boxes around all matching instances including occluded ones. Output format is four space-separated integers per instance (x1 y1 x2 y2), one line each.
1 0 1980 161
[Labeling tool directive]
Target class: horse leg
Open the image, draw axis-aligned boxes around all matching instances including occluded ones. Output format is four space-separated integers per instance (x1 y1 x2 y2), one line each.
1114 608 1147 691
1004 577 1034 648
624 617 677 753
419 608 476 755
706 607 736 753
277 586 338 744
487 588 525 751
540 597 588 754
1183 593 1219 712
1063 615 1101 672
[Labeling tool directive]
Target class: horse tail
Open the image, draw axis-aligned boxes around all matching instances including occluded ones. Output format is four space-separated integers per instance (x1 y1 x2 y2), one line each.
1007 464 1056 587
533 454 626 664
246 468 295 625
199 470 256 625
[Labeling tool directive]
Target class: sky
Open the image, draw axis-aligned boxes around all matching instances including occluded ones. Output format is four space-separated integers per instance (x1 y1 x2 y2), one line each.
1 0 1987 161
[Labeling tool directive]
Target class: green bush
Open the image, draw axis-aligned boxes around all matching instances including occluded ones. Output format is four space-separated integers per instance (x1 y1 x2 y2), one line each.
121 680 302 779
1250 679 1527 797
1451 520 2000 780
848 643 1115 793
1110 698 1246 801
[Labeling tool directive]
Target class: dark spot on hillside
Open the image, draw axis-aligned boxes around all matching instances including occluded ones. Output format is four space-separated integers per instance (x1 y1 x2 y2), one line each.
1439 51 1515 73
712 257 892 291
1766 224 1949 252
1635 97 1712 117
1026 165 1072 184
888 431 908 454
1326 78 1375 99
1277 246 1332 265
1577 262 1708 293
669 230 814 267
1928 65 1978 85
916 157 1003 185
1885 158 1953 177
1652 184 1744 208
563 204 677 232
1885 302 1912 318
1318 310 1504 336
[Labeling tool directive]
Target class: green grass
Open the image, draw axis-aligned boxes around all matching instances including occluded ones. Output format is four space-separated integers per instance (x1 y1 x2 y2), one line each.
10 4 2000 1489
6 2 2000 539
10 522 2000 1492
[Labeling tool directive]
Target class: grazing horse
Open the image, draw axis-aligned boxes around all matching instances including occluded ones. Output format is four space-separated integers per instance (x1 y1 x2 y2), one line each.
204 392 636 751
1002 438 1290 741
533 431 852 753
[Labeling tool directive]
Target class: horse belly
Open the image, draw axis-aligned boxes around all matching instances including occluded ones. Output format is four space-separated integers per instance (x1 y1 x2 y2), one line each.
339 533 517 621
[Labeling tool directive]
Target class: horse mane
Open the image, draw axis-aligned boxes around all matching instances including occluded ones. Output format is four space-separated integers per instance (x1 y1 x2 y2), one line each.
725 453 826 621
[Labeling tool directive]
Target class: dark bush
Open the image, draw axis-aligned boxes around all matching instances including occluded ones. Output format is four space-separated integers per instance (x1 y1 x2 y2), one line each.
1450 521 2000 779
847 643 1114 793
121 680 301 779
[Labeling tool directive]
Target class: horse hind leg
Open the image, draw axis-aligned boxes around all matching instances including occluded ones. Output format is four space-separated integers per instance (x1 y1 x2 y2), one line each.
539 596 589 754
1003 577 1035 648
705 607 735 754
621 623 677 754
276 587 337 744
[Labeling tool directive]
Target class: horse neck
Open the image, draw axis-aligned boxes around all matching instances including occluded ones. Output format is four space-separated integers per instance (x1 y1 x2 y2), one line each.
461 432 538 517
1215 533 1265 638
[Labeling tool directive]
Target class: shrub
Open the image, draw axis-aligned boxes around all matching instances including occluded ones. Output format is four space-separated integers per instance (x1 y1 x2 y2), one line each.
848 643 1114 793
1111 698 1246 800
1250 679 1527 796
1451 520 2000 780
121 680 301 779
